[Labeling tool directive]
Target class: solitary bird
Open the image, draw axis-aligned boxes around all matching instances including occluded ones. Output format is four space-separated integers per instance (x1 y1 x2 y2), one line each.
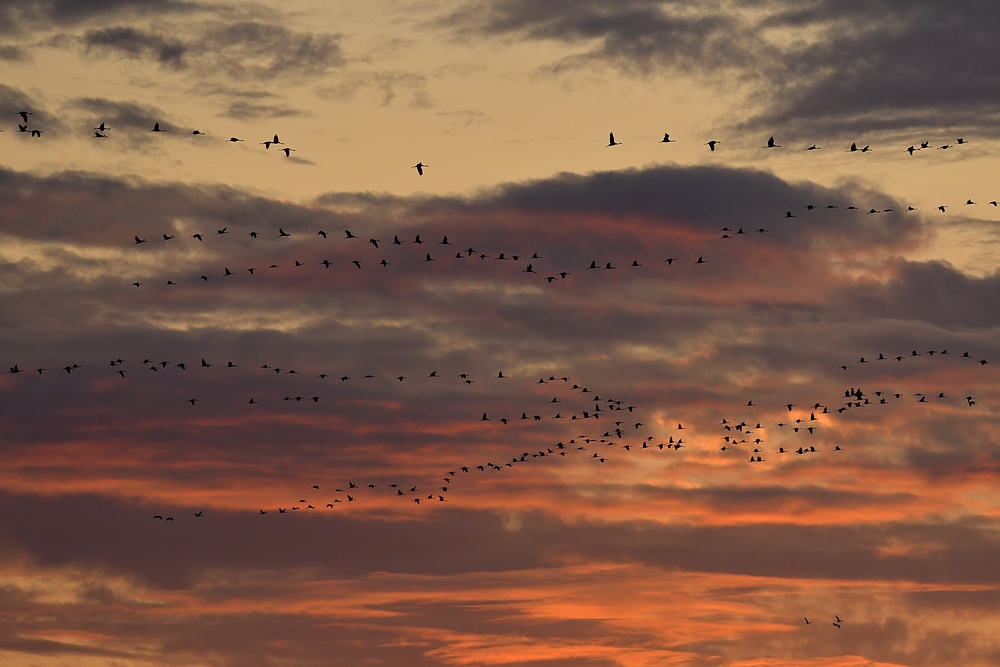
660 133 674 143
706 140 720 151
607 132 621 147
764 136 780 148
413 162 427 175
150 122 164 132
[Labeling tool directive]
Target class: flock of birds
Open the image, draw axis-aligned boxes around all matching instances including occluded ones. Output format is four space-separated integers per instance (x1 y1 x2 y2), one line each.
5 123 993 501
6 336 989 517
1 114 302 158
616 131 975 158
4 107 993 639
0 108 986 195
123 191 998 290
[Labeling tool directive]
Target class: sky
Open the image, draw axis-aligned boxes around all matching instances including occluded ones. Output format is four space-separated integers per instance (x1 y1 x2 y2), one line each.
1 1 1000 666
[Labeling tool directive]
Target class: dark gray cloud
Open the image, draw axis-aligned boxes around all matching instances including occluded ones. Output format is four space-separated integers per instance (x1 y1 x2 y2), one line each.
444 0 1000 138
204 21 344 80
83 25 186 67
848 259 1000 329
0 83 64 134
66 96 202 147
81 21 344 81
442 0 753 75
0 0 198 36
0 44 29 60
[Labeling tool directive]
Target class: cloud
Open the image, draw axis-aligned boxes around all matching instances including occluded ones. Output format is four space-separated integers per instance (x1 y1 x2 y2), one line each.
0 0 199 36
219 95 308 121
1 163 1000 667
0 44 29 61
81 20 345 82
203 21 344 80
443 0 1000 137
317 70 431 107
444 0 753 75
0 83 64 134
83 25 186 68
847 258 1000 329
65 96 202 148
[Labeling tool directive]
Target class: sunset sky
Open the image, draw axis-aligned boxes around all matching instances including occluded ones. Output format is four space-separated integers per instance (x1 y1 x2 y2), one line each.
2 2 1000 666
